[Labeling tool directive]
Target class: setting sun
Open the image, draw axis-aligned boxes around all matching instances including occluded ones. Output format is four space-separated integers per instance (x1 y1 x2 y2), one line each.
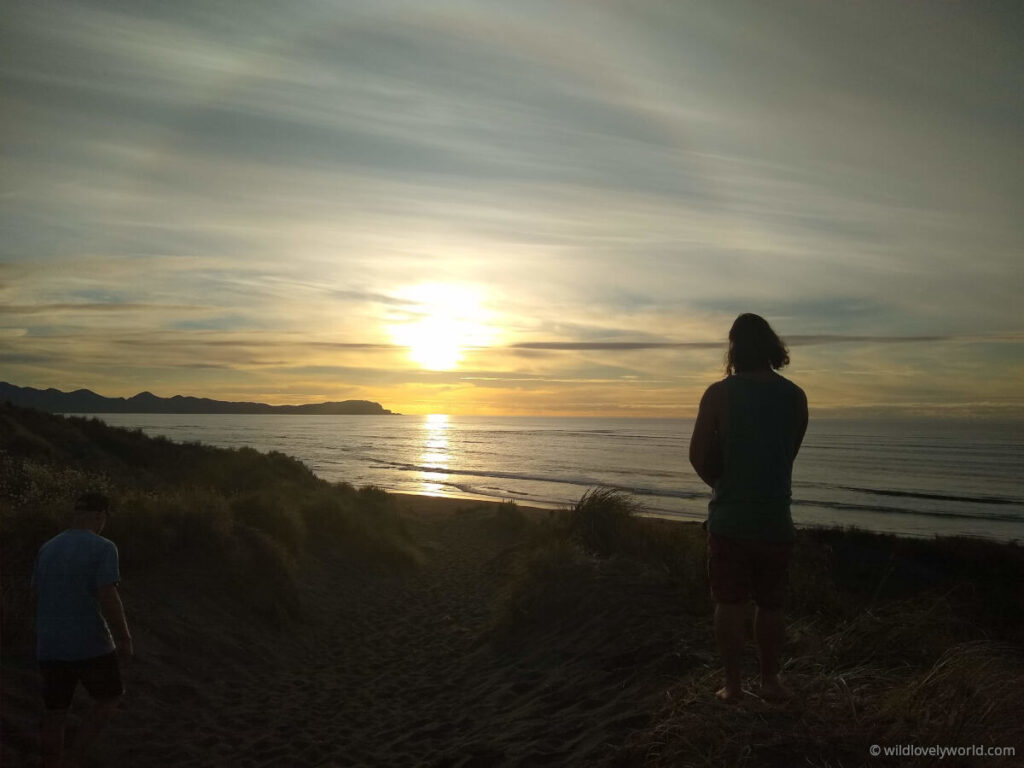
388 283 495 371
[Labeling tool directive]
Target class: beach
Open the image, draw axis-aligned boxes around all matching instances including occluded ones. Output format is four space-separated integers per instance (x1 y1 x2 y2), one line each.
4 494 702 767
6 492 1024 767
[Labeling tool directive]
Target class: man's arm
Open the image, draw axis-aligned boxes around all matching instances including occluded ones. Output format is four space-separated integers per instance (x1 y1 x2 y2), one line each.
793 386 809 459
689 383 724 487
98 584 133 658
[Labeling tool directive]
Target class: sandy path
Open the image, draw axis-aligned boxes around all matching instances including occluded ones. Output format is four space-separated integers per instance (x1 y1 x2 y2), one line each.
5 504 708 767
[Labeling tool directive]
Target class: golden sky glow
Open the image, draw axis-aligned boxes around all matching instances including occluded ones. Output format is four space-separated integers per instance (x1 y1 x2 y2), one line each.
387 283 497 372
1 2 1022 417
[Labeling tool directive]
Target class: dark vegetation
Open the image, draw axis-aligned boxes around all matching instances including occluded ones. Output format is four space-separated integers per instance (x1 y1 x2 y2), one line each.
490 488 1024 767
0 403 416 650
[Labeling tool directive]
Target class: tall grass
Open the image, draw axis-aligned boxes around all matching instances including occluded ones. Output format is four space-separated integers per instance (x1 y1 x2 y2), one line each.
0 403 418 648
488 486 1024 766
566 487 642 557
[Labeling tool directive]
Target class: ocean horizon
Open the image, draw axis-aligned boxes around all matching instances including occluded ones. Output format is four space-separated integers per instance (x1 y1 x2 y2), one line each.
76 413 1024 542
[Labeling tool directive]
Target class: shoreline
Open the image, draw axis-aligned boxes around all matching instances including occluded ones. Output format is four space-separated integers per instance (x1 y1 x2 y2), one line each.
57 409 1024 542
387 491 1024 543
389 489 564 514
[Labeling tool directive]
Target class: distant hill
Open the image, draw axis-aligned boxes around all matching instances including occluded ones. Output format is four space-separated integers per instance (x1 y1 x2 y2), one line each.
0 381 396 415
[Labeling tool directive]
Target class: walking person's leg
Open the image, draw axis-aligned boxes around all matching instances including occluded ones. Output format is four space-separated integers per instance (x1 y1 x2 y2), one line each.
39 659 78 768
69 651 125 765
68 695 121 765
41 708 69 768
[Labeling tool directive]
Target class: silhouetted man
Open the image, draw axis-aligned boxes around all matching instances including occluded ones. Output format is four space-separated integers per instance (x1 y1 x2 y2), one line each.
689 314 808 702
32 492 133 768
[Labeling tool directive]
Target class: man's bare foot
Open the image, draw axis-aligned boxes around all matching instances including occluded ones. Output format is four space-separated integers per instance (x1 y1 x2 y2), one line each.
715 685 743 703
758 677 792 701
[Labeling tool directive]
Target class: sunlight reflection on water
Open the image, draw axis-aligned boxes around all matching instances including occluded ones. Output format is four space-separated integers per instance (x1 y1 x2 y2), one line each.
418 414 450 495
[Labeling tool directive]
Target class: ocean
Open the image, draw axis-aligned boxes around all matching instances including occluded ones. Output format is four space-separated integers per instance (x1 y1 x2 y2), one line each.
84 414 1024 541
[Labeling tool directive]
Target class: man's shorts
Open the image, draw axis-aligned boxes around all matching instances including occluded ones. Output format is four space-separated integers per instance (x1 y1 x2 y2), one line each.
707 532 794 609
39 652 123 710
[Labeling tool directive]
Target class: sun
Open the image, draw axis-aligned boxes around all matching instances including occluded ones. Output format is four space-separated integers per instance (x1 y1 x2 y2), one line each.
404 314 462 370
388 283 494 371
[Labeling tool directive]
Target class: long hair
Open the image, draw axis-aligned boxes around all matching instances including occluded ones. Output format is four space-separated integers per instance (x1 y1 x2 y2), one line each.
725 313 789 374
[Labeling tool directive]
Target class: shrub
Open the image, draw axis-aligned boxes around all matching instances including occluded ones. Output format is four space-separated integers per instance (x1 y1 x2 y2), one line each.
878 641 1024 750
298 490 357 545
489 534 594 636
0 457 112 521
347 486 420 566
355 484 391 512
630 519 712 614
230 492 305 557
229 524 301 625
110 487 235 569
494 499 528 533
788 533 846 618
566 487 642 557
0 499 65 649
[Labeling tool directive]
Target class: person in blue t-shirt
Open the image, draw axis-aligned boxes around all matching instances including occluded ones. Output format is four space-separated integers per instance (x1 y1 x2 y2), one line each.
32 492 133 768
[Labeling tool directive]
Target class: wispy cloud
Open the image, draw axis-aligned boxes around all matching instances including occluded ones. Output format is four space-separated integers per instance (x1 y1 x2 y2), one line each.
509 335 950 351
786 335 949 346
0 303 206 314
1 1 1021 414
509 342 722 351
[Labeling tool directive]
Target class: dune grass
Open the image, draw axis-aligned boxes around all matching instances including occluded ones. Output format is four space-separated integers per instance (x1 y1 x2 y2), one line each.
488 488 1024 767
0 403 418 648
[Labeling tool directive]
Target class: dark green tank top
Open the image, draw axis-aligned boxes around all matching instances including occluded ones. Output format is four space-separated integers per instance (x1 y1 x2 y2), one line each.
707 374 800 542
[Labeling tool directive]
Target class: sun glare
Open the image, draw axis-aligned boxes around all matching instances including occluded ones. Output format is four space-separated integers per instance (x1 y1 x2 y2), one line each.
389 283 494 371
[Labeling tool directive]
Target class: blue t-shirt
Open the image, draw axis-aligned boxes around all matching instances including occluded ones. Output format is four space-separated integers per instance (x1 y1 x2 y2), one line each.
31 529 120 661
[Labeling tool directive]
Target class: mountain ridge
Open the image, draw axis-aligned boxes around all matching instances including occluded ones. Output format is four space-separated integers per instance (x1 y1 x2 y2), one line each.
0 381 397 415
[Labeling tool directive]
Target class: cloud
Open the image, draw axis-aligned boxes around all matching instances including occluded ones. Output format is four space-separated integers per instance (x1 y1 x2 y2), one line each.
0 353 55 365
107 338 398 351
328 289 414 308
509 335 950 351
509 341 721 351
0 303 206 314
786 334 949 345
170 362 235 369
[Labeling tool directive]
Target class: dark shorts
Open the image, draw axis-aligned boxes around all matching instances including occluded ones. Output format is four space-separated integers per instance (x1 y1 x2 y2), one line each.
707 532 793 609
39 652 123 710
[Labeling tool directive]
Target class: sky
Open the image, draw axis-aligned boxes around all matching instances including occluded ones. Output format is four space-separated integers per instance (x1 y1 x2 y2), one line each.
2 0 1022 417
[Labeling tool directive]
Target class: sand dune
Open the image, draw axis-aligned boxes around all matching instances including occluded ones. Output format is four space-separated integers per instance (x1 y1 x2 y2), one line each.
4 496 705 767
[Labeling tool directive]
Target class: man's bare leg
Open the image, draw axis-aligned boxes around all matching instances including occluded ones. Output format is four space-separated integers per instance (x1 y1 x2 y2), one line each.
68 695 120 766
41 709 68 768
713 602 746 701
754 606 790 700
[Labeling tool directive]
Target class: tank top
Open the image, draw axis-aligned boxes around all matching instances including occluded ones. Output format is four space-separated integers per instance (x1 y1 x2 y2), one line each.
707 373 801 542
